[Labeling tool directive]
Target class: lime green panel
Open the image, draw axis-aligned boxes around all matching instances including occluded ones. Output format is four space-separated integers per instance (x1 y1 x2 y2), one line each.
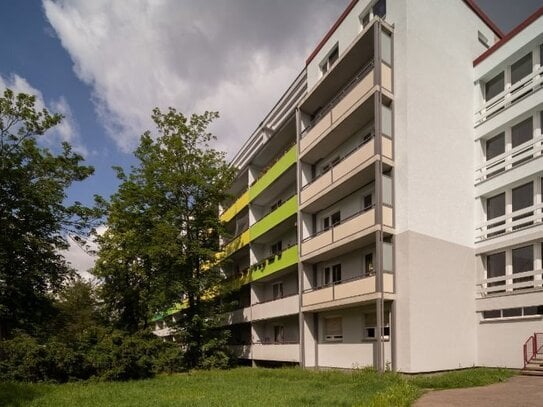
249 245 298 283
249 195 297 241
220 190 249 223
219 229 250 259
249 144 297 201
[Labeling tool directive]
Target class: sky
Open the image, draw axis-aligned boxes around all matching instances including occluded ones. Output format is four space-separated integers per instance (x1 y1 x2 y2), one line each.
1 0 541 275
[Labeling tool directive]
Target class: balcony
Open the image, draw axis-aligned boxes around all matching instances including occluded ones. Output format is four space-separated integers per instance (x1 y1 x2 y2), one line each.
252 294 299 321
301 206 394 261
300 61 376 157
222 306 252 325
252 342 300 362
477 269 543 297
249 244 298 283
249 144 297 201
249 194 297 241
476 203 543 242
301 137 392 210
220 229 250 258
476 135 543 184
302 274 394 310
475 66 543 126
220 190 249 223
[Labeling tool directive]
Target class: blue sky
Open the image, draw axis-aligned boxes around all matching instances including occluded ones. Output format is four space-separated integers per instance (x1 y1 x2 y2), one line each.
0 0 541 210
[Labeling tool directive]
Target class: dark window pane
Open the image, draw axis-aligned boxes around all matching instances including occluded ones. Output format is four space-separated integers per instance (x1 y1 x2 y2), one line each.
524 306 543 316
365 253 374 276
487 193 505 219
364 194 373 210
512 245 533 289
485 72 504 101
332 264 341 283
512 182 533 230
331 211 341 226
483 310 501 319
503 308 522 318
486 193 505 237
487 252 505 289
511 52 532 84
512 117 533 148
374 0 386 18
486 133 505 160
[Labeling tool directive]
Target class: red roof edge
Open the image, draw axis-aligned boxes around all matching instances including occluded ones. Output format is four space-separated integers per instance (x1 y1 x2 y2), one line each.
474 6 543 67
462 0 504 39
305 0 359 66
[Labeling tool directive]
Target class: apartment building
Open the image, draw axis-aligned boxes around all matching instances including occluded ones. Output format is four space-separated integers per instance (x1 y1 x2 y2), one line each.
155 0 543 373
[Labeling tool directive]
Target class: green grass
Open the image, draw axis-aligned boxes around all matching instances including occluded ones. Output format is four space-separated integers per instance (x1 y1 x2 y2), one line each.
0 367 515 407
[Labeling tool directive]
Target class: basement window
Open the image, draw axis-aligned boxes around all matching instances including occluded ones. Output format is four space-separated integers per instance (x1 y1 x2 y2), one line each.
482 306 543 320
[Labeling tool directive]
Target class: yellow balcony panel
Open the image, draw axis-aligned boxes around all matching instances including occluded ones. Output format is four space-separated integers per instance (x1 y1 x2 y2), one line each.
220 190 249 223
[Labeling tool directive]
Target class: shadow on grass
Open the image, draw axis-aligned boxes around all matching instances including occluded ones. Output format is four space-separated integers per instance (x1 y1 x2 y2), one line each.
0 382 51 407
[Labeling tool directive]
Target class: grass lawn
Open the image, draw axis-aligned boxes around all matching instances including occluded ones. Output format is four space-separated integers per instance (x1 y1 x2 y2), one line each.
0 367 514 407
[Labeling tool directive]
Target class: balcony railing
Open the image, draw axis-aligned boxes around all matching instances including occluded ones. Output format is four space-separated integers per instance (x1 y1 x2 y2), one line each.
249 194 297 240
476 135 543 184
475 66 543 126
300 60 376 155
477 268 543 296
251 342 300 362
476 203 543 242
249 244 298 283
301 205 393 258
252 293 299 321
301 136 375 205
220 189 249 223
302 273 394 308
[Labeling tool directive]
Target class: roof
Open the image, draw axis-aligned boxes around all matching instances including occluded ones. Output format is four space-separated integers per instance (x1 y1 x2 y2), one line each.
474 6 543 66
306 0 504 66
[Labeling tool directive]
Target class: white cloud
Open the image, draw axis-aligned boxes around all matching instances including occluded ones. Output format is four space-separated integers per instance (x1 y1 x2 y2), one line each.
42 0 348 156
0 73 87 155
61 225 105 281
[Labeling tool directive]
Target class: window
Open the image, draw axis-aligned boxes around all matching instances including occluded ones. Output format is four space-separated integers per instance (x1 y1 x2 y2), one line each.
373 0 386 18
324 317 342 341
486 252 505 290
512 245 533 289
271 240 283 256
478 31 489 49
482 310 501 319
320 44 339 75
511 117 533 166
364 326 390 340
525 306 543 316
323 211 341 230
485 72 504 101
324 264 341 285
364 253 374 276
503 308 522 318
485 133 505 177
486 193 505 236
270 199 283 212
363 194 373 210
512 182 533 229
274 325 284 343
272 282 283 300
482 306 543 320
511 52 532 85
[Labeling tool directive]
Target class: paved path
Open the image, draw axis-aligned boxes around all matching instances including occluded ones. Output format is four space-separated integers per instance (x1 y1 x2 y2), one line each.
414 376 543 407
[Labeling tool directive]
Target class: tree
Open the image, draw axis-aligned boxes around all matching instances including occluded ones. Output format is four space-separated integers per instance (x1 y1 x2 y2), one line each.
94 108 235 367
0 89 96 339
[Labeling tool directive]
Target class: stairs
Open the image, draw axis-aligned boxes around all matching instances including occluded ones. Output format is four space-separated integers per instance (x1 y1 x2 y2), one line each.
522 354 543 376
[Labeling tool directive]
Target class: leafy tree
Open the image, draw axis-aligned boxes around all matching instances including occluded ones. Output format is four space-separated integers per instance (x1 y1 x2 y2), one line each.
0 89 97 339
94 108 235 368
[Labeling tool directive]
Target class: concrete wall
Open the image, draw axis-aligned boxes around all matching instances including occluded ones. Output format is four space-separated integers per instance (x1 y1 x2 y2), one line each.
478 318 543 368
395 231 477 372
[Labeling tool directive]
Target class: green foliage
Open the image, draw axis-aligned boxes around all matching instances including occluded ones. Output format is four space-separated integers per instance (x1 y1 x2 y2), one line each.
0 367 516 407
0 89 99 338
94 107 236 368
0 330 184 383
409 367 515 389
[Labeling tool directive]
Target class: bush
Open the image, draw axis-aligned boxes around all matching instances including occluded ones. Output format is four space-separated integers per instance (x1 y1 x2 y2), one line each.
0 330 184 382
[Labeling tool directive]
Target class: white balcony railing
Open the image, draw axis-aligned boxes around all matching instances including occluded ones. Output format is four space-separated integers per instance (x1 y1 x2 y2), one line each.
252 342 300 362
475 66 543 126
476 203 543 242
476 135 543 184
477 268 543 296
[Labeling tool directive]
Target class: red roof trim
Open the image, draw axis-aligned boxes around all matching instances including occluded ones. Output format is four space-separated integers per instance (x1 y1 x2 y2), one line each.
462 0 504 39
474 6 543 67
305 0 359 66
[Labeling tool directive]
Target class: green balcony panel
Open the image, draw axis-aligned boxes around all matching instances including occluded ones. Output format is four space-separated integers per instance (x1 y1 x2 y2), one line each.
249 194 297 241
249 245 298 283
249 144 297 201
